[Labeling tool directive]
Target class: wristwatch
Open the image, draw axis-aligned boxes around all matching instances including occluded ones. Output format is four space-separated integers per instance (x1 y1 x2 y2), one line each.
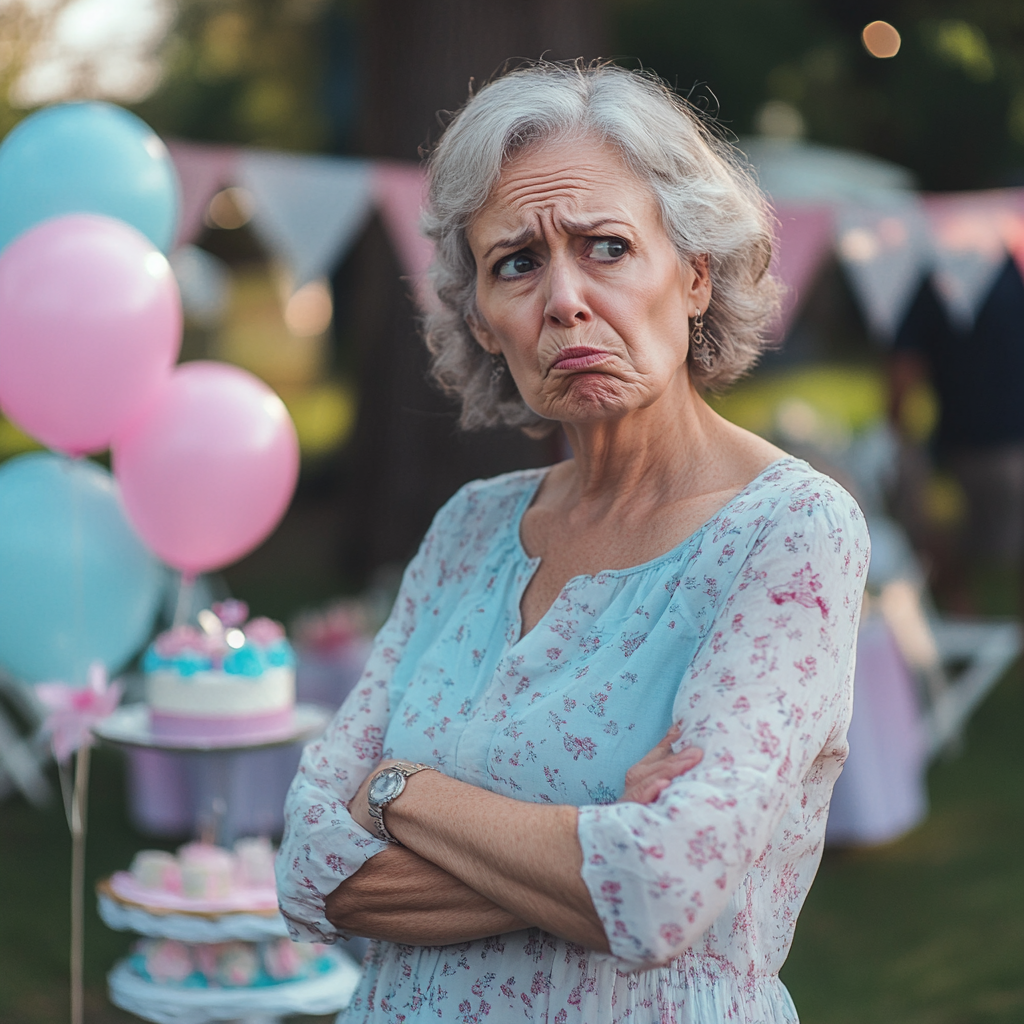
366 761 438 844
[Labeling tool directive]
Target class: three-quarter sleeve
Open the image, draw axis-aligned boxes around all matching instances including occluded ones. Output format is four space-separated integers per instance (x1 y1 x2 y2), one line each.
275 513 446 942
577 491 868 970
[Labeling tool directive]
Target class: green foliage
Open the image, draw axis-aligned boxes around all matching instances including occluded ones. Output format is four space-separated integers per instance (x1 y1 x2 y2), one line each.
613 0 1024 189
132 0 344 151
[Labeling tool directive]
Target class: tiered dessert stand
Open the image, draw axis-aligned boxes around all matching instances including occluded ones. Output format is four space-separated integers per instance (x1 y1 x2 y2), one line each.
94 703 361 1024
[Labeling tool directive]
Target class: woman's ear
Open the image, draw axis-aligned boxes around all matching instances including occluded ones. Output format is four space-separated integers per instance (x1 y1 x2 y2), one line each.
687 255 712 316
465 310 502 356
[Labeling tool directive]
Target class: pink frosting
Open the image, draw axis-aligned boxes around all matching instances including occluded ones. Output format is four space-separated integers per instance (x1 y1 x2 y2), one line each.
244 616 286 647
153 625 215 659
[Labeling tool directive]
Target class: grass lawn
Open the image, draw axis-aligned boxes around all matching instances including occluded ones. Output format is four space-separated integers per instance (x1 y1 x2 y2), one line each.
782 662 1024 1022
1 666 1020 1023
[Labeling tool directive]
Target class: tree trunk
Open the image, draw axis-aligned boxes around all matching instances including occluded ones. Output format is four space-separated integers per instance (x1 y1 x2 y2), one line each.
339 2 608 579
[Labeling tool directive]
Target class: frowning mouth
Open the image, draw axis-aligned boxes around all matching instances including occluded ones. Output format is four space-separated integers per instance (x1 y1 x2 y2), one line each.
550 347 611 371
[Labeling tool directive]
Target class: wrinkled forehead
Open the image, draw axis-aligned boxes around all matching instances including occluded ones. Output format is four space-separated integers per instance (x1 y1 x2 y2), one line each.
469 132 661 242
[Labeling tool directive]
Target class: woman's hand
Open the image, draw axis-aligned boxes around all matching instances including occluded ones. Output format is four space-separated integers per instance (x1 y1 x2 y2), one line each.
618 724 702 804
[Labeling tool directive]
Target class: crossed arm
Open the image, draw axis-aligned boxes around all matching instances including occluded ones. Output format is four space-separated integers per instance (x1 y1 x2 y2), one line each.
325 725 702 947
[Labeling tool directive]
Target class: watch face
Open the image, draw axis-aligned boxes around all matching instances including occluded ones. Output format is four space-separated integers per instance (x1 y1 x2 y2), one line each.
368 769 404 806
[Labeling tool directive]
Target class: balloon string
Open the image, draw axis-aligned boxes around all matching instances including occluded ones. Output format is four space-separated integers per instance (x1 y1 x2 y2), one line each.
173 572 196 627
69 743 90 1024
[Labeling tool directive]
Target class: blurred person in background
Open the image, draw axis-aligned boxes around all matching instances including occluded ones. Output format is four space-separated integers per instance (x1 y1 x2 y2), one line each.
277 62 868 1024
889 259 1024 614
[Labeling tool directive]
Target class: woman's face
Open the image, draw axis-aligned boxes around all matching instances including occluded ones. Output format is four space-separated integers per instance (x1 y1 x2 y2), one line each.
466 135 710 426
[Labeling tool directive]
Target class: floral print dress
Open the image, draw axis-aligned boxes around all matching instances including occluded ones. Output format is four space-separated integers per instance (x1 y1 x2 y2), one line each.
276 458 869 1024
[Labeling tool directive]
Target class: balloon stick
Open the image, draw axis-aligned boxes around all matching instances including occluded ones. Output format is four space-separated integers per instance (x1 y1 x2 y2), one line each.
40 668 119 1024
69 743 90 1024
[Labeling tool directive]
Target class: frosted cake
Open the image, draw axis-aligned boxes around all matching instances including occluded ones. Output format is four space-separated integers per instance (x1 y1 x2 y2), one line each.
143 601 295 742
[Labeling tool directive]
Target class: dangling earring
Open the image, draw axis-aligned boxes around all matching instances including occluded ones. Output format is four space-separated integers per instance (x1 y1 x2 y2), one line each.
489 353 507 386
690 309 714 371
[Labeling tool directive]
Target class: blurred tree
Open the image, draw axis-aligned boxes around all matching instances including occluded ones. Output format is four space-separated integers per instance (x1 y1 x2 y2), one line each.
0 1 72 137
339 0 608 578
134 0 343 151
613 0 1024 189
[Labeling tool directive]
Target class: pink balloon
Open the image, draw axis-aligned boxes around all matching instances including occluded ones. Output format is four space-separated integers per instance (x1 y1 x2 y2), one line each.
112 362 300 575
0 213 181 455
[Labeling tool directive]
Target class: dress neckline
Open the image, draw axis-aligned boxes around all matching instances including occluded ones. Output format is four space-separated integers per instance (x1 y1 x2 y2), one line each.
508 456 798 644
513 455 797 581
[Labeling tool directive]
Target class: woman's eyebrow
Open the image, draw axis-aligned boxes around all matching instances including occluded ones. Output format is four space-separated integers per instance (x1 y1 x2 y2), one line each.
482 218 627 260
483 228 535 260
560 217 620 235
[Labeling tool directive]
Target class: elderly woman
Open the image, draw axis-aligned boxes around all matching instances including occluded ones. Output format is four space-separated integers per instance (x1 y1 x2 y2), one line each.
277 62 868 1024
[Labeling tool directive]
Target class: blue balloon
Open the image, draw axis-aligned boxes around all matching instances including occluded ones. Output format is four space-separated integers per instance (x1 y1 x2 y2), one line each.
0 453 167 685
0 102 180 255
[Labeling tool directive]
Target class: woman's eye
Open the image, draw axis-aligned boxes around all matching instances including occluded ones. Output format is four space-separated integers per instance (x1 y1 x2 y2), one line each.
496 253 537 278
590 238 628 261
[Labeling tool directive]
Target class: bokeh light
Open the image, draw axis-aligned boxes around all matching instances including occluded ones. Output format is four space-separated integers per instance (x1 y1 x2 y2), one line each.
862 21 901 58
205 187 254 230
284 279 333 337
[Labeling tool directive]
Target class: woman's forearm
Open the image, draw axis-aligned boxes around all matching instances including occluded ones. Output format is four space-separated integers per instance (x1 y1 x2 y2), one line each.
384 772 610 951
325 845 530 946
343 737 701 951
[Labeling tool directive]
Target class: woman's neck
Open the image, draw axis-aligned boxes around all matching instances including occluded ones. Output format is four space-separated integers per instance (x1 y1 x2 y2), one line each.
560 379 720 506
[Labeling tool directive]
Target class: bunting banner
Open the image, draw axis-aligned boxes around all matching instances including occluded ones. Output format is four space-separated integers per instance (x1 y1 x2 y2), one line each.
372 162 436 310
160 139 1024 345
923 189 1024 329
771 204 835 335
166 141 240 249
835 197 933 340
237 150 374 291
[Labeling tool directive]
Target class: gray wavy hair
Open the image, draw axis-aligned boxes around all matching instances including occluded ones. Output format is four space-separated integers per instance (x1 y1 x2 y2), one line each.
421 60 783 432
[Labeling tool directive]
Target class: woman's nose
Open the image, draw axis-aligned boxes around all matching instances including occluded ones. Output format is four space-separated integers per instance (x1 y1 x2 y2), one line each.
543 261 592 329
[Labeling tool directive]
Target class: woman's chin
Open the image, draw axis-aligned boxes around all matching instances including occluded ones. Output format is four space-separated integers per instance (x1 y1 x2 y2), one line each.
536 375 646 424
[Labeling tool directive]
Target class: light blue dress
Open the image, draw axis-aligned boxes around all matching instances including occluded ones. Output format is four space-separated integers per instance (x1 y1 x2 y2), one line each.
277 458 869 1023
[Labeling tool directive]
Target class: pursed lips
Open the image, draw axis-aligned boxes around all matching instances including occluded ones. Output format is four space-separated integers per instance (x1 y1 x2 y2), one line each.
549 347 612 372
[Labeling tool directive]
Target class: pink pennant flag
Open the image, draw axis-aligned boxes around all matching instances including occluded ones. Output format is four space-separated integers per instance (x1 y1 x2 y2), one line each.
923 188 1024 327
167 141 241 249
769 204 835 336
373 162 437 311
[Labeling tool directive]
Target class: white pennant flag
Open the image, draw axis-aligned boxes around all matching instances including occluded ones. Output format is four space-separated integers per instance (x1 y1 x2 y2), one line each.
924 190 1024 330
836 197 933 341
238 151 374 290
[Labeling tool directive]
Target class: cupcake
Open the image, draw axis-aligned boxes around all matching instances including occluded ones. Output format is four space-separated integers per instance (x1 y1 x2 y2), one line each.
213 942 260 987
130 850 182 894
234 837 276 889
141 939 193 984
178 842 234 900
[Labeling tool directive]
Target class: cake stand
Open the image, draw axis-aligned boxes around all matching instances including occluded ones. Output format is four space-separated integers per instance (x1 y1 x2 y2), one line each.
106 954 361 1024
94 703 331 846
93 703 360 1023
98 875 361 1023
